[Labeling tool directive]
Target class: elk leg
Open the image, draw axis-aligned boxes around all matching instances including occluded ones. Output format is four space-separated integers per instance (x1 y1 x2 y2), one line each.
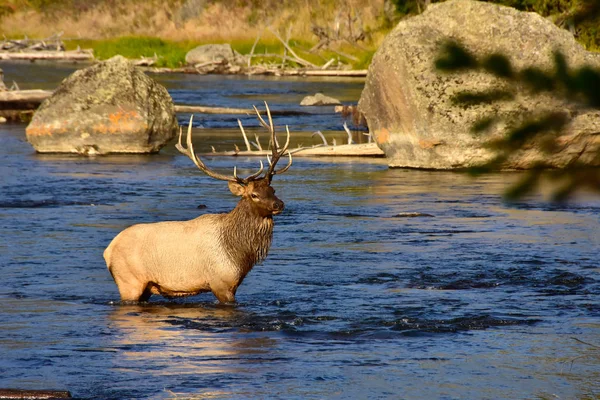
211 284 236 304
139 284 153 302
115 278 148 302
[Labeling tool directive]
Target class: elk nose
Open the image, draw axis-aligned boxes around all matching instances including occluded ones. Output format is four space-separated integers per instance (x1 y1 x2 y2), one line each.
273 200 284 213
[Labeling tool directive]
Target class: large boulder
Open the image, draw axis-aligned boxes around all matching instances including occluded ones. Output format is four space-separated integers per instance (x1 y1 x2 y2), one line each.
185 43 246 66
26 56 178 154
358 0 600 169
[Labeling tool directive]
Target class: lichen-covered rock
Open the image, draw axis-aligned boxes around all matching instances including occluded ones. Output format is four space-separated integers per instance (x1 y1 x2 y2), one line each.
300 93 341 106
26 56 178 154
358 0 600 169
185 43 246 66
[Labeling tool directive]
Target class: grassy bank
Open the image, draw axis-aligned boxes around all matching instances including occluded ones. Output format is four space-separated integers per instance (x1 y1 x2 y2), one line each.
1 0 596 69
65 37 198 68
64 36 376 69
0 0 387 69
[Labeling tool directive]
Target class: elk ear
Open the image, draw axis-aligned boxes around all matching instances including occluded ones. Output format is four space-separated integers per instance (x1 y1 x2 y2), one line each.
228 181 245 196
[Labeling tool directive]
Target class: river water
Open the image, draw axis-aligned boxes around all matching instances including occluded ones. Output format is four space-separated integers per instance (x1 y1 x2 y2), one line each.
0 62 599 399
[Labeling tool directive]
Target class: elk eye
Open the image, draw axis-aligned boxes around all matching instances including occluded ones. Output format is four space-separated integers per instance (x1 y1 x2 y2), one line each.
251 193 259 200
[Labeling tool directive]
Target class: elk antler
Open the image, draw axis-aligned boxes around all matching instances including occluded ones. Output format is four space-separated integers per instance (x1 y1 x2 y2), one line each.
252 102 293 182
176 115 264 184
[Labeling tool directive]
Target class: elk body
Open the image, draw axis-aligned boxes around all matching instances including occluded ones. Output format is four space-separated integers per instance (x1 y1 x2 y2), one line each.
104 105 292 303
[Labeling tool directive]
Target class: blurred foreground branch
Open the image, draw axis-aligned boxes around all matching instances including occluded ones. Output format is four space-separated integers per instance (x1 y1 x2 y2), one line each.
435 41 600 201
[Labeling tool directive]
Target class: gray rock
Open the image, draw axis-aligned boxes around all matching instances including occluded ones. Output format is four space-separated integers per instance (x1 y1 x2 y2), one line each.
358 0 600 169
300 93 342 106
185 43 247 66
26 56 178 154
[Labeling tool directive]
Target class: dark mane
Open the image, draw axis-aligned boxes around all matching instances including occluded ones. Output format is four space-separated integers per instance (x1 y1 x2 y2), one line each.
220 198 274 273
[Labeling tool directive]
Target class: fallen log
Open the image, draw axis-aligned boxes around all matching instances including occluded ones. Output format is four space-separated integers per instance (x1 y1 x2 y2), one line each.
198 143 384 157
0 90 52 120
132 55 157 66
143 65 367 77
288 143 382 157
0 50 93 61
191 104 382 157
0 92 315 118
0 90 52 105
174 105 311 116
282 69 368 77
1 33 65 52
0 389 71 399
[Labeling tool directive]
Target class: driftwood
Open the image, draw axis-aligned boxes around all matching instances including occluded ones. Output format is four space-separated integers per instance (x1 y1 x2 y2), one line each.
0 389 71 399
0 50 93 61
246 67 367 77
132 54 157 66
293 143 382 156
0 93 316 118
0 90 52 120
1 33 65 52
196 111 383 157
248 30 263 68
287 69 367 77
267 27 318 69
0 90 52 104
143 64 367 77
173 105 310 116
199 143 383 157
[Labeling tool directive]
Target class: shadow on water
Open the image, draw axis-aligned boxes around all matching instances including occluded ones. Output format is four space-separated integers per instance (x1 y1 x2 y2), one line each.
0 65 599 399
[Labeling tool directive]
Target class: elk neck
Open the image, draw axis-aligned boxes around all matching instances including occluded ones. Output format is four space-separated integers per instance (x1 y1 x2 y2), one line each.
220 197 274 272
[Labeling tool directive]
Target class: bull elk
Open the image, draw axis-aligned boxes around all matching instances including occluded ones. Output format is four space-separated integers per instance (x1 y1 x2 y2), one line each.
103 103 292 304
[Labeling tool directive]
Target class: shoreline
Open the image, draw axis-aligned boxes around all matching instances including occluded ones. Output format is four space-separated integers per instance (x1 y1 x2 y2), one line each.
0 51 368 77
143 66 368 77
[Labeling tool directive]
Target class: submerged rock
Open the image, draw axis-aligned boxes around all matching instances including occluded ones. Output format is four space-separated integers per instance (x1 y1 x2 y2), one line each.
26 56 178 154
392 212 435 218
358 0 600 169
300 93 341 106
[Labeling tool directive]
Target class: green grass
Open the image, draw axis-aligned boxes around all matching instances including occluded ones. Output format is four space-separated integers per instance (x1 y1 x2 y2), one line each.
577 18 600 52
352 49 376 69
232 37 377 69
230 38 286 55
64 35 378 69
65 36 201 68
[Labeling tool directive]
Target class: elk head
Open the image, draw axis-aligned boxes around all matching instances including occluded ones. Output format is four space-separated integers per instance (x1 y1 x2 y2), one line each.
175 102 292 217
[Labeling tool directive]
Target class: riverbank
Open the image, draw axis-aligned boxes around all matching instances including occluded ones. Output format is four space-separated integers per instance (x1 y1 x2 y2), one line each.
0 34 377 70
1 1 598 70
0 0 389 69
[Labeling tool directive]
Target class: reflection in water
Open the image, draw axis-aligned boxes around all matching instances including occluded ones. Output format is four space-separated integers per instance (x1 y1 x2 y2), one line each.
108 304 278 399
